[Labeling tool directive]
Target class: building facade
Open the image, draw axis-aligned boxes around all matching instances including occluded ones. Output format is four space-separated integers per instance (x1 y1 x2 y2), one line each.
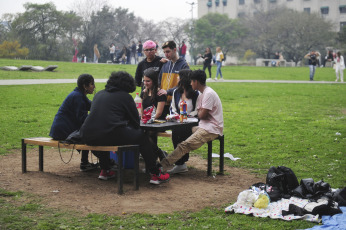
198 0 346 31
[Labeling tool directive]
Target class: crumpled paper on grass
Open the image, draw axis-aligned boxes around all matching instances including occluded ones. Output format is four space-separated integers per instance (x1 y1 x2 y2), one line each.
212 153 241 161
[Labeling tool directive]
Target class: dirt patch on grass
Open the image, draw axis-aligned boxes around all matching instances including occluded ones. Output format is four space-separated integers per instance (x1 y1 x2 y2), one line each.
0 149 263 215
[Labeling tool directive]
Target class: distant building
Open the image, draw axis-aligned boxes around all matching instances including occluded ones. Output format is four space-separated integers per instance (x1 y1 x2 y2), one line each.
198 0 346 31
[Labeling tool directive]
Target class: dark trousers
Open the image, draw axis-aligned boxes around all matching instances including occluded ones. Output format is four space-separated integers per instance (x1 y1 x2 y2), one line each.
203 64 212 78
87 126 159 174
172 126 192 165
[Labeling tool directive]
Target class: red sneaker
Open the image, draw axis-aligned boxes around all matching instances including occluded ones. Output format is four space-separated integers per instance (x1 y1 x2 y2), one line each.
150 170 170 185
98 170 115 180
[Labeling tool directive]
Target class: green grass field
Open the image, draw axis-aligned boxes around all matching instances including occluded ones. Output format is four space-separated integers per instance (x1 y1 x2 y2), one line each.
0 59 345 229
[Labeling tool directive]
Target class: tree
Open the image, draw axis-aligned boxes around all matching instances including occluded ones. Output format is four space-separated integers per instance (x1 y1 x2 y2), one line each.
194 13 247 58
0 40 29 58
243 8 335 64
11 3 80 60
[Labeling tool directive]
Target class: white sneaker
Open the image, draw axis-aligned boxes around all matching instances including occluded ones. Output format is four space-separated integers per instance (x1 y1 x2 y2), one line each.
219 78 224 82
206 78 212 82
167 164 188 174
214 78 218 81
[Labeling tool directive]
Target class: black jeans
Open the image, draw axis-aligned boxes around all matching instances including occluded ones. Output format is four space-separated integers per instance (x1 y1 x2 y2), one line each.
87 126 159 174
172 126 192 165
203 64 212 78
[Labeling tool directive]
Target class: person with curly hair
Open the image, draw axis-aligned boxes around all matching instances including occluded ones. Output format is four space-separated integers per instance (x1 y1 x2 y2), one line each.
80 71 170 184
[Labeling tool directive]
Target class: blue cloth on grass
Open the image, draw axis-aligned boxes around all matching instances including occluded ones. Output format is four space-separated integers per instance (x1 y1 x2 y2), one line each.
306 206 346 230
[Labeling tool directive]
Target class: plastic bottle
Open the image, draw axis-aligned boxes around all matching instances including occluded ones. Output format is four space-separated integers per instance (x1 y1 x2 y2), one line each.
134 93 142 117
179 100 187 123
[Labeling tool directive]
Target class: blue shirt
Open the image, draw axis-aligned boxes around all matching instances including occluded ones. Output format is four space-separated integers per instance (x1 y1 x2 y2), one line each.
49 87 91 140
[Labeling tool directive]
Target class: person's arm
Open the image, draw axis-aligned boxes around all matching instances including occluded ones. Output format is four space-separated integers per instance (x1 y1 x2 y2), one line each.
135 64 143 87
304 53 310 59
170 91 178 115
155 101 165 119
197 108 209 120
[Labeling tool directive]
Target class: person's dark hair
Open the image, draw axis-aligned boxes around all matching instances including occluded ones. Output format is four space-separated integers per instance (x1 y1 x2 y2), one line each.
190 69 206 86
162 40 176 49
177 69 194 99
337 51 341 57
77 74 94 93
142 68 159 103
105 71 136 93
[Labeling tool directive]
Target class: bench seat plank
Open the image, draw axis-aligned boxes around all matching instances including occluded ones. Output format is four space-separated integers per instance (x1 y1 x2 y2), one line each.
22 137 140 194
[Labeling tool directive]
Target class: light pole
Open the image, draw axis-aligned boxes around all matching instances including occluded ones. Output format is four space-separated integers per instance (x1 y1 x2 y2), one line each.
186 1 196 65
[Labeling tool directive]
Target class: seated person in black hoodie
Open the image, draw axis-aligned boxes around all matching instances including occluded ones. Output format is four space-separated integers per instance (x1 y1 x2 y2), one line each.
80 71 170 184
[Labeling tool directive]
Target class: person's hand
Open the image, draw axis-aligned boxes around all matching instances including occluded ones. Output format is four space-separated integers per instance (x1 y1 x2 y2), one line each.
157 88 167 96
160 58 168 63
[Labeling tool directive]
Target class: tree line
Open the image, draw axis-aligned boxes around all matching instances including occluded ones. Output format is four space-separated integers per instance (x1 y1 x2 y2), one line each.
0 1 345 64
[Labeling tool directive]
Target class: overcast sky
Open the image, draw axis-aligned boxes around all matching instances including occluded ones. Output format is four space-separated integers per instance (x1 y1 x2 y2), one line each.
0 0 198 22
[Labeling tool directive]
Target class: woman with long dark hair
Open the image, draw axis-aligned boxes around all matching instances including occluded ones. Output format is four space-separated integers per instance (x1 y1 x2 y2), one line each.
141 68 167 120
201 47 212 80
80 71 170 184
167 69 200 174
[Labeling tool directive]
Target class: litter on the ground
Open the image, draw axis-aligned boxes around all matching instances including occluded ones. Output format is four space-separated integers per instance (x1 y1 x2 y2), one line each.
212 153 241 161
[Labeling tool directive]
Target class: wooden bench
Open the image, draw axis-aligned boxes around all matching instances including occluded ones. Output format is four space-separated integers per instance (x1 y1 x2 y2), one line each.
21 137 139 195
157 132 225 176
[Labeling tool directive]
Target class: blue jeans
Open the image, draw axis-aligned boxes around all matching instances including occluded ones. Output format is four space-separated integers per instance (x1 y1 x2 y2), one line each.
216 61 223 79
309 65 316 80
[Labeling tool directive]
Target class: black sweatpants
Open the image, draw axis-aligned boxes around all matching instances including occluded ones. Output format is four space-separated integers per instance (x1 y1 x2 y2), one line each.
87 126 159 174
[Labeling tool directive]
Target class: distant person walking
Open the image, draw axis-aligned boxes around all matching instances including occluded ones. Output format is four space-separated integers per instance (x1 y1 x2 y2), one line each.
215 47 224 81
131 41 137 64
200 47 213 81
94 44 100 63
137 41 143 61
109 43 115 63
179 41 187 59
334 51 345 82
304 50 320 81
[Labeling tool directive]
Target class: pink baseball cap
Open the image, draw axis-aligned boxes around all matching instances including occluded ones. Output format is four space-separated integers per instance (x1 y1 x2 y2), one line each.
143 40 156 49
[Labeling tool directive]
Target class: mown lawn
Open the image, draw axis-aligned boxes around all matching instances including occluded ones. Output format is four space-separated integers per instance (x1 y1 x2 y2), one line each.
0 59 345 229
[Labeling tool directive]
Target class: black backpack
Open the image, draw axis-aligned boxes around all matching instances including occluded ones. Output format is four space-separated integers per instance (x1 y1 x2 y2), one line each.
266 166 299 196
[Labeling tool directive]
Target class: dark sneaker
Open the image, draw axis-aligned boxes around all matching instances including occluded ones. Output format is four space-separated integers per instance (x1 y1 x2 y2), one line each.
150 170 170 185
80 162 99 172
98 170 115 180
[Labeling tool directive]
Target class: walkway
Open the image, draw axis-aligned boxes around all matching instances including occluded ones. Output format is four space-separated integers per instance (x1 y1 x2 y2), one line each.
0 79 344 85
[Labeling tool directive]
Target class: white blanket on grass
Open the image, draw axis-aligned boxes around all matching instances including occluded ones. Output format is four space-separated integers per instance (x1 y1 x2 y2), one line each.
225 196 320 223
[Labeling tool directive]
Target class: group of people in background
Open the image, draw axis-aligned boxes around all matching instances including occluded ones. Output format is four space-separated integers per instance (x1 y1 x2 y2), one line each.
51 39 224 185
199 46 224 81
305 50 345 82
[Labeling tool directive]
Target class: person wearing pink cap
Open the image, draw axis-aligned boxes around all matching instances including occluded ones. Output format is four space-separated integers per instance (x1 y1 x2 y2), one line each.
135 40 167 87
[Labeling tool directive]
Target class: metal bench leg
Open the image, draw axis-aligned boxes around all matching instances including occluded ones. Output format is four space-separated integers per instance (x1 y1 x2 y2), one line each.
219 136 224 175
117 148 124 195
22 139 27 173
134 147 139 190
39 145 44 171
207 141 212 176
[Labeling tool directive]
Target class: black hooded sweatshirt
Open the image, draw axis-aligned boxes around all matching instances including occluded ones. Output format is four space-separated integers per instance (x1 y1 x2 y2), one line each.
80 85 139 144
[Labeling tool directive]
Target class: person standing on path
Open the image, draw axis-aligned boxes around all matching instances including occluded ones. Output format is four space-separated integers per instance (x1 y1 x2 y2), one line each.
215 47 224 81
94 44 100 63
304 50 320 81
109 43 115 63
179 40 187 60
334 51 345 82
200 47 213 81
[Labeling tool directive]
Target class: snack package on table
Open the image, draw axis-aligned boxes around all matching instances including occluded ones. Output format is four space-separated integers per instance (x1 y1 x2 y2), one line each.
142 106 155 124
166 114 180 122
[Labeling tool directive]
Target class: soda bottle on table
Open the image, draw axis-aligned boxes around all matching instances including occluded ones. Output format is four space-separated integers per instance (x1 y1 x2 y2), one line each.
179 100 187 123
134 93 142 117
